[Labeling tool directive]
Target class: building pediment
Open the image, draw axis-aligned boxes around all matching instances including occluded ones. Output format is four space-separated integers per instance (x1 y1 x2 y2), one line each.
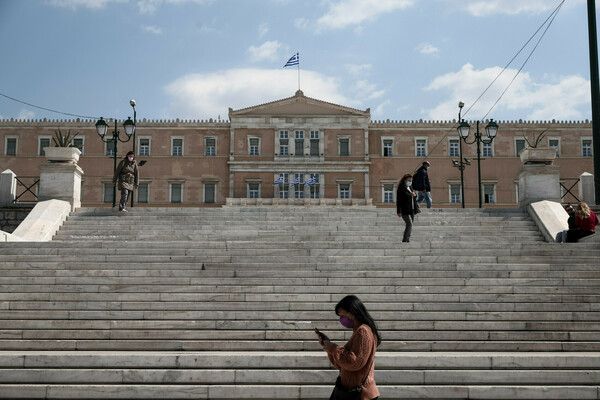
229 90 370 119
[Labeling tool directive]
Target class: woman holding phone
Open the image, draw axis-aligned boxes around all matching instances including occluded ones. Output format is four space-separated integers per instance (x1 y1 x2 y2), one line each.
316 295 381 400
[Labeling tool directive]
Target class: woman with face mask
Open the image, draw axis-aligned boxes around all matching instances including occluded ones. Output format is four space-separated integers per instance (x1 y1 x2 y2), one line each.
316 295 381 400
112 150 139 212
396 173 419 243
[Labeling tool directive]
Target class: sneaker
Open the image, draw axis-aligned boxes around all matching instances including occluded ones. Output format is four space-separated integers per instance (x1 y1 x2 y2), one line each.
120 209 128 213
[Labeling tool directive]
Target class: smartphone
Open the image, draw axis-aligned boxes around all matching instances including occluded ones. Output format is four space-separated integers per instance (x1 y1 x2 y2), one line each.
314 327 326 340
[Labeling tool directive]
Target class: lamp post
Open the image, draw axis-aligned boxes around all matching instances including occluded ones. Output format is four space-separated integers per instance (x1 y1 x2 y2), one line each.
95 103 136 207
129 100 136 208
457 104 499 208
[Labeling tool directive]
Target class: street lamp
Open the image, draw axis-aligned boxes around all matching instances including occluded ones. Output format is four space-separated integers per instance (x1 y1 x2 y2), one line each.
457 102 499 208
95 101 137 207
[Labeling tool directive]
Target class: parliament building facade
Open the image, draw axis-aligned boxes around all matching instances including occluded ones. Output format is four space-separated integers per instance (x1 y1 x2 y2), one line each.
0 90 594 208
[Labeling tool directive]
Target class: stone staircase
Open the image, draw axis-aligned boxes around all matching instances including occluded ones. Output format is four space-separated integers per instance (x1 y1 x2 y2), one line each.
0 206 599 399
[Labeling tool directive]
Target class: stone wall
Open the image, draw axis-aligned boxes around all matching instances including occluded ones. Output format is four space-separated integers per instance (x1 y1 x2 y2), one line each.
0 205 34 233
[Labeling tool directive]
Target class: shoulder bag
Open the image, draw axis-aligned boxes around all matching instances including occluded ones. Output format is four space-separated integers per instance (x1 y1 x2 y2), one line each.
329 358 374 400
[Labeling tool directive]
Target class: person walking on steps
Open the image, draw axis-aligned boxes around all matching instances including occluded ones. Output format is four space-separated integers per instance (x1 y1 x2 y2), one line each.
413 160 432 208
316 295 381 400
397 173 419 243
113 150 139 212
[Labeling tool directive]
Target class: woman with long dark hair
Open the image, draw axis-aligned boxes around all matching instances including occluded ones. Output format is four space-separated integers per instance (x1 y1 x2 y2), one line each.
316 295 381 400
397 173 418 242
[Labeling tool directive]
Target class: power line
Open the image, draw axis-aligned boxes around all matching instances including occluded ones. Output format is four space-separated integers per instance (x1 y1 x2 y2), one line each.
0 91 99 120
415 0 565 172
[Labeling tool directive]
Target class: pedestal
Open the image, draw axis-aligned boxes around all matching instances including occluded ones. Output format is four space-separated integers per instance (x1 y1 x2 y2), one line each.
518 164 561 208
0 169 17 206
38 162 84 211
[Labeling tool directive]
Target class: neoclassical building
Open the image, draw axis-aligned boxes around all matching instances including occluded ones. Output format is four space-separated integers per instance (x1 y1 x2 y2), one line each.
0 90 594 207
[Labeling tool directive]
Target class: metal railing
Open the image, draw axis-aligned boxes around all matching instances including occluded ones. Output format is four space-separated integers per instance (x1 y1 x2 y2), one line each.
560 178 580 203
14 176 39 204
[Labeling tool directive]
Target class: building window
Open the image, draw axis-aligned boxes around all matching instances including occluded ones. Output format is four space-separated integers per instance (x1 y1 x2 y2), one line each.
277 173 289 198
137 183 149 203
170 183 182 203
383 140 393 157
249 138 260 156
172 138 183 156
204 183 216 203
482 142 493 157
279 131 289 156
383 184 394 203
248 183 260 198
294 173 304 198
449 139 459 158
103 183 114 203
548 138 560 157
309 173 320 198
205 138 216 156
39 137 51 156
515 139 526 157
5 137 17 156
106 139 115 156
295 130 304 156
339 183 351 199
139 138 150 156
310 130 320 156
339 138 350 156
582 139 593 157
72 137 84 155
449 184 461 204
415 139 427 157
483 184 495 204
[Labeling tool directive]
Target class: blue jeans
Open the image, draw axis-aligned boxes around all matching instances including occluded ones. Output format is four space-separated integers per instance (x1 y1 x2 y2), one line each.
417 191 431 208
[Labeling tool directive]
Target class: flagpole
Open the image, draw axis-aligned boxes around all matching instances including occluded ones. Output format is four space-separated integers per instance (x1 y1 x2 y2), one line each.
297 52 301 91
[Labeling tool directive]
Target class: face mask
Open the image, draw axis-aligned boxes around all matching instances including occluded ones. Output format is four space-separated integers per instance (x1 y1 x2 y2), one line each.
426 167 430 170
406 181 412 187
128 157 134 161
340 316 354 329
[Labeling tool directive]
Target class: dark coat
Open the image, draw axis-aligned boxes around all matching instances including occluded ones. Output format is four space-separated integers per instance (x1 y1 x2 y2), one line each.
412 166 430 192
113 159 139 191
396 185 418 215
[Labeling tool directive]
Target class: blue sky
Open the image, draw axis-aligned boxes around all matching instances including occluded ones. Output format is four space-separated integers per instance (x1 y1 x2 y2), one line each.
0 0 593 123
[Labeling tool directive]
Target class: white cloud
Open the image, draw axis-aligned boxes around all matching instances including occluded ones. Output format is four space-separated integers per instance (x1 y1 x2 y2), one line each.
416 43 440 57
345 64 372 76
248 41 284 63
316 0 415 31
424 63 590 121
164 68 348 119
47 0 211 13
47 0 126 9
294 17 310 30
142 25 163 34
18 109 35 121
258 23 269 38
353 80 385 101
458 0 564 17
373 100 392 118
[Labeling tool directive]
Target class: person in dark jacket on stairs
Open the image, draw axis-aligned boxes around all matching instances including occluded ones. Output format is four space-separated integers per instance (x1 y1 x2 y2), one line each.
397 173 419 243
413 161 431 208
113 151 139 212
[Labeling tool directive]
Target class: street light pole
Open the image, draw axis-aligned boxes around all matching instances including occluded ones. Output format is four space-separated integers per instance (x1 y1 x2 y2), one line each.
95 111 136 208
458 102 466 208
457 105 498 208
130 100 136 208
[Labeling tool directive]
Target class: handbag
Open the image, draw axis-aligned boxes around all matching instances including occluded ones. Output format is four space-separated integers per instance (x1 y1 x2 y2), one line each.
329 359 374 400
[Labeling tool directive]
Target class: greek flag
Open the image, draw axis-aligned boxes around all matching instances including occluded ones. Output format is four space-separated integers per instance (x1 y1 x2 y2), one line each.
304 177 316 186
290 177 301 187
273 176 284 185
284 53 299 67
